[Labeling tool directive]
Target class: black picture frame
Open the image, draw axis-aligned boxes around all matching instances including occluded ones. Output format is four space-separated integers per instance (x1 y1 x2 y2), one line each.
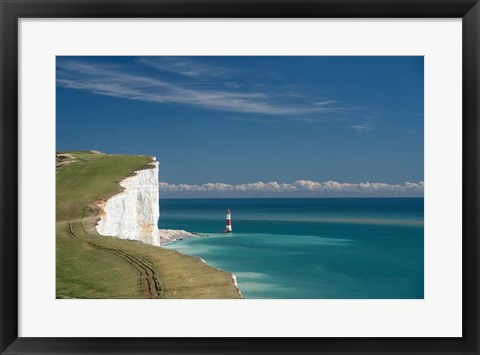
1 1 479 354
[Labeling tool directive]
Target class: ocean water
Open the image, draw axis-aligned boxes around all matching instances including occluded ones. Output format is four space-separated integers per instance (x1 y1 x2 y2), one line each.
160 198 424 299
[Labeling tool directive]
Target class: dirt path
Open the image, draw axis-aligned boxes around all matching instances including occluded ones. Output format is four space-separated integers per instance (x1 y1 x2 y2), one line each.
67 220 162 299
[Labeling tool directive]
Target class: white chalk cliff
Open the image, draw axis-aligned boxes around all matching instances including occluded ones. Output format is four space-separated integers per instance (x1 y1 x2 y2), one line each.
96 158 160 246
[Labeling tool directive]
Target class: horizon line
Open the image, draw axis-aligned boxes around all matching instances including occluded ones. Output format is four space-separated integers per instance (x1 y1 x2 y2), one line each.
160 196 424 200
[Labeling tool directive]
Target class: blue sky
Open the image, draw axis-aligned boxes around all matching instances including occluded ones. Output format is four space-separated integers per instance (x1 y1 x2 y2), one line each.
56 56 424 197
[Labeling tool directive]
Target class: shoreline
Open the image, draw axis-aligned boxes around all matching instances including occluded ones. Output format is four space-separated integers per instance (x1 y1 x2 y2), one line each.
158 229 208 245
161 230 243 298
230 273 243 298
197 257 243 299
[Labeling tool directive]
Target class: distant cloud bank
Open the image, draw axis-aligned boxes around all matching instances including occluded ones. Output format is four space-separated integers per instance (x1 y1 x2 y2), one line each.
158 180 424 198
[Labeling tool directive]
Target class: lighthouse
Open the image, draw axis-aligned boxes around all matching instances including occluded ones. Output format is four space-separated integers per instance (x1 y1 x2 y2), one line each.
225 208 232 233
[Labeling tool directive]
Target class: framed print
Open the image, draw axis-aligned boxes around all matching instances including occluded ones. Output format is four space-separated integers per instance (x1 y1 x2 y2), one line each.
1 0 479 354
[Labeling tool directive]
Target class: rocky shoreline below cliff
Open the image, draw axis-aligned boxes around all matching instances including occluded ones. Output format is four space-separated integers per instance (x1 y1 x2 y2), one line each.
158 229 208 245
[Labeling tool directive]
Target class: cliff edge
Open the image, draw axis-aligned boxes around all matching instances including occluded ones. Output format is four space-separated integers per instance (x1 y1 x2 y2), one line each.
96 159 160 246
56 151 241 299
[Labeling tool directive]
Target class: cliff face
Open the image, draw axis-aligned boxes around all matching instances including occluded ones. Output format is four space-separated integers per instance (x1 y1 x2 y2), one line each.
96 159 160 246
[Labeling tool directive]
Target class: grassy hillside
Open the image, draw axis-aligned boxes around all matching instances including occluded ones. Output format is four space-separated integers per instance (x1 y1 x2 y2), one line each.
56 151 241 299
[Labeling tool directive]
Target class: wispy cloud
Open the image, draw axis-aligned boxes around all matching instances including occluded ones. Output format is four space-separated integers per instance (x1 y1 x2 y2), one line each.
349 123 373 132
314 100 339 106
158 180 424 198
56 58 343 116
137 57 229 78
347 114 377 133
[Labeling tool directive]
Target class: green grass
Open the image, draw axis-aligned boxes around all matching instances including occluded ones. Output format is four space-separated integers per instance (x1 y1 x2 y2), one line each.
56 152 241 299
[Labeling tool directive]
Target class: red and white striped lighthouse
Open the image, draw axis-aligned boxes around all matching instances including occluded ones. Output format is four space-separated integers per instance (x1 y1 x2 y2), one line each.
225 208 232 233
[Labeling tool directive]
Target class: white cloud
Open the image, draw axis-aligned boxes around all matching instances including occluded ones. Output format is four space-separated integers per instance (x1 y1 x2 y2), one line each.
349 123 373 132
56 59 340 116
137 57 229 78
314 100 339 106
158 180 424 197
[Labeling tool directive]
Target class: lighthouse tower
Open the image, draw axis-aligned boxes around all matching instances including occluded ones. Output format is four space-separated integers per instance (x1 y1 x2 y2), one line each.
225 208 232 233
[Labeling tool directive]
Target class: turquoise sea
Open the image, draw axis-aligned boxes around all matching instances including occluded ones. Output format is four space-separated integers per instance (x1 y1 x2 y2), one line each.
160 198 424 299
